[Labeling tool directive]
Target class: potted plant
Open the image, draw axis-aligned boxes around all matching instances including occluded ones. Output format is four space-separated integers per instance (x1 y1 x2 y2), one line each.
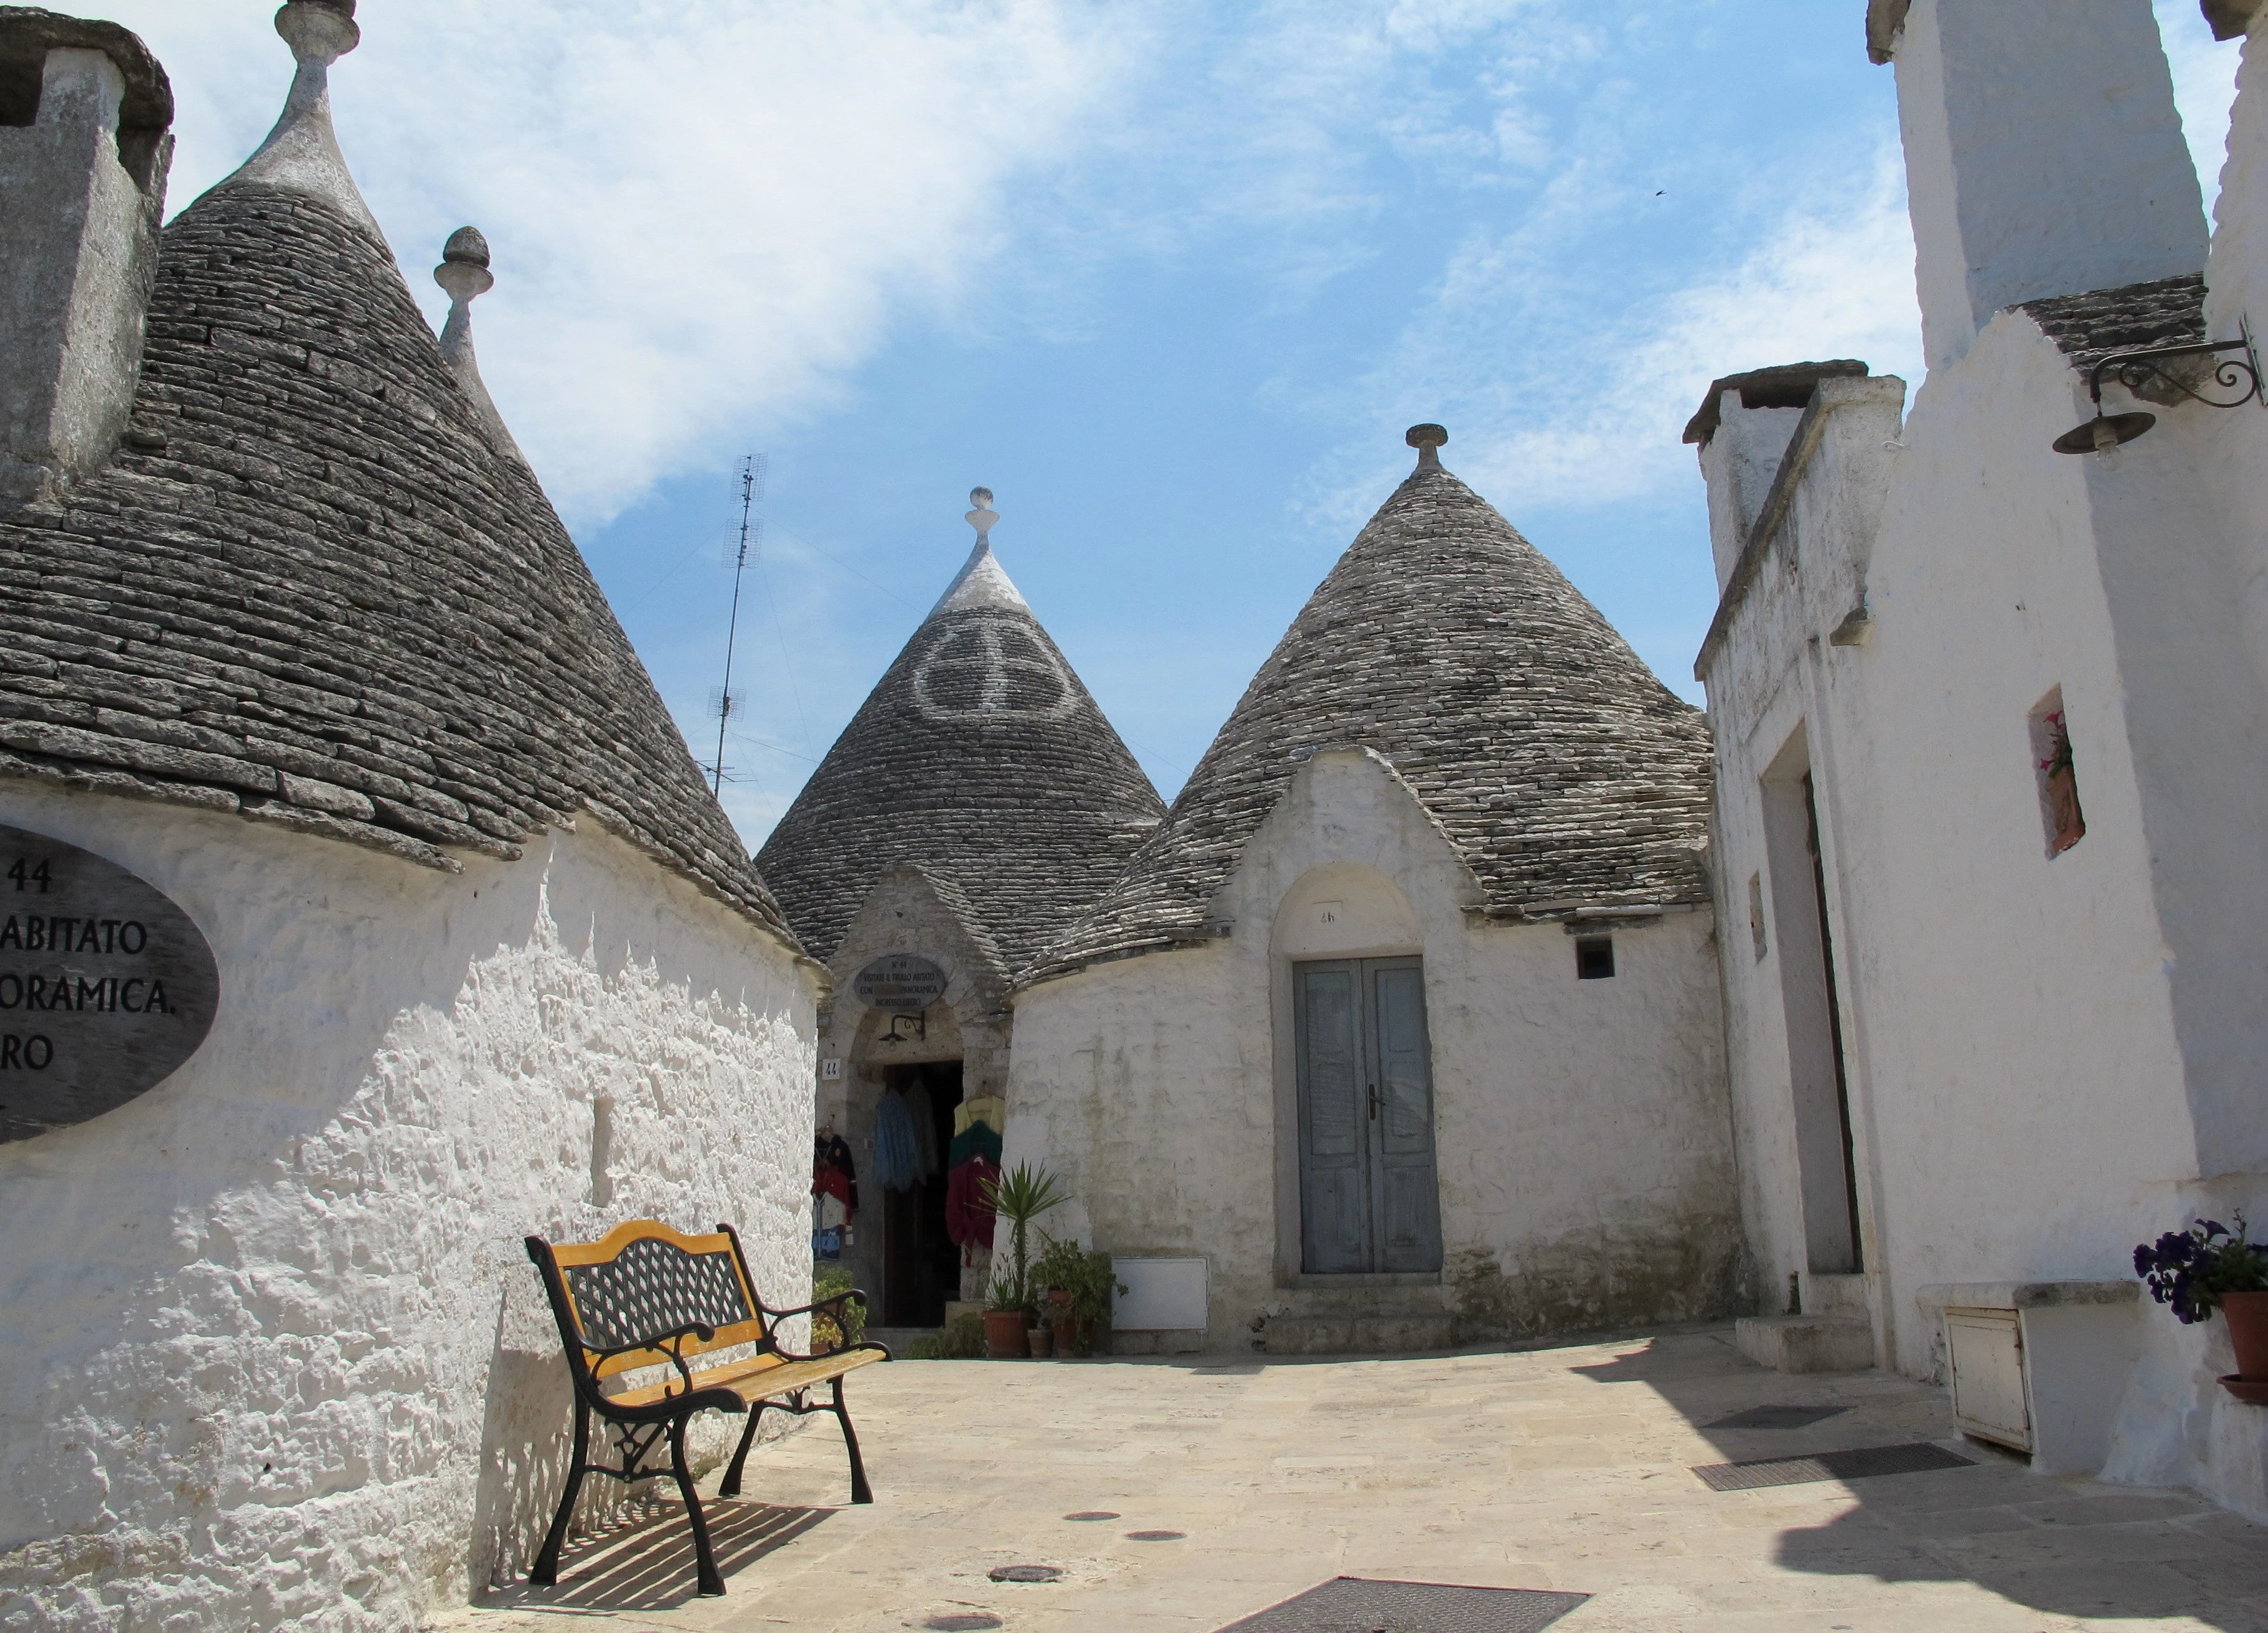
979 1162 1067 1354
1032 1235 1126 1358
2134 1216 2268 1398
982 1272 1030 1360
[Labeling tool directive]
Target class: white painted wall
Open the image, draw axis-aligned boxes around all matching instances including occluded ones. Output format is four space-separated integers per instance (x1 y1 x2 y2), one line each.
1005 748 1739 1350
0 784 817 1631
1892 0 2206 372
1699 285 2268 1515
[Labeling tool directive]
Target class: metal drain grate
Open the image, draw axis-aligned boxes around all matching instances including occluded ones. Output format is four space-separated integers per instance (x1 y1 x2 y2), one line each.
1693 1441 1975 1492
1215 1577 1588 1632
1703 1404 1850 1429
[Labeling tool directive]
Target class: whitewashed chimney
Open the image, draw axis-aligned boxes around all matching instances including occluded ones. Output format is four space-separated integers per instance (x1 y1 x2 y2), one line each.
0 12 173 502
1876 0 2207 373
1684 362 1868 593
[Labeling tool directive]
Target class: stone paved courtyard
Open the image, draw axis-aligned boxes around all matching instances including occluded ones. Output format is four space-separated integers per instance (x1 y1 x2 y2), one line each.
445 1327 2268 1633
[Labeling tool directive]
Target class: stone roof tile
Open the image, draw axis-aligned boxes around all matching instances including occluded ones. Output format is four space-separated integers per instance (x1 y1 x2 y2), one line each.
755 540 1165 976
1024 463 1714 983
2019 274 2206 370
0 177 798 945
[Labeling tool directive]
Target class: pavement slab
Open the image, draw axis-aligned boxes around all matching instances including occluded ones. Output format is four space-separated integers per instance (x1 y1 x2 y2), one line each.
439 1325 2266 1633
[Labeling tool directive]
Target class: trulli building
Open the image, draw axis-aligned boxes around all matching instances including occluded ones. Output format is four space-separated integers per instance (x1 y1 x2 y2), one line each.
0 6 818 1628
1688 0 2268 1523
755 499 1164 1324
1004 430 1741 1354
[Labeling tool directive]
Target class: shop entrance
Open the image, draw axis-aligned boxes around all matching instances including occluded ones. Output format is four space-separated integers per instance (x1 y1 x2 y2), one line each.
880 1060 963 1327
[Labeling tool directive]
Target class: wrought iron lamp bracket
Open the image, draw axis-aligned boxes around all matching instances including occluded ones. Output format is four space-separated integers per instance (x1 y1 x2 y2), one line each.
2088 326 2266 413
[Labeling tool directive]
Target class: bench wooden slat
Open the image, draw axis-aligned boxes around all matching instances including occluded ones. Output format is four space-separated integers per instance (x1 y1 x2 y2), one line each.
601 1345 885 1412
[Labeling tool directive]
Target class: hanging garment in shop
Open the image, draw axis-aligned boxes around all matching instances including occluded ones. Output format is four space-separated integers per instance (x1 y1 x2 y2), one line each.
812 1131 859 1220
944 1153 1000 1249
946 1118 1002 1171
954 1094 1006 1137
872 1088 921 1193
904 1080 939 1179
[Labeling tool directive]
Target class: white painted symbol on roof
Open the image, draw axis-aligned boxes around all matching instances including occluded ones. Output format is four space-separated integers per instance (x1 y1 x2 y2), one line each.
911 614 1078 723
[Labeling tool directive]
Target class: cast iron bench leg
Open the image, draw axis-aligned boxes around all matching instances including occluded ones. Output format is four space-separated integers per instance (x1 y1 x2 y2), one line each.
719 1399 768 1499
833 1374 873 1505
530 1401 590 1586
671 1411 726 1596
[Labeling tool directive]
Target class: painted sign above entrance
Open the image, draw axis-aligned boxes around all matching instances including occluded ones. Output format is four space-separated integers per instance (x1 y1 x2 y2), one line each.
852 954 947 1009
0 824 221 1142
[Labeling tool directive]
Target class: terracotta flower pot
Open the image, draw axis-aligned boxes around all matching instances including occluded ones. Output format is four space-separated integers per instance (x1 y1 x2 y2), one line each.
2223 1290 2268 1381
984 1309 1030 1360
1027 1323 1054 1358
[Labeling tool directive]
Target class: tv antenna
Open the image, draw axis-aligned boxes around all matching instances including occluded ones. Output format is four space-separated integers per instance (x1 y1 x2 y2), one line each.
709 454 766 796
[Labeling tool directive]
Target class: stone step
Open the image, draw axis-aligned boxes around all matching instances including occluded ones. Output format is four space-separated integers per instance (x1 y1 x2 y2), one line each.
1261 1312 1459 1356
1275 1282 1450 1315
1735 1314 1875 1374
1799 1272 1871 1319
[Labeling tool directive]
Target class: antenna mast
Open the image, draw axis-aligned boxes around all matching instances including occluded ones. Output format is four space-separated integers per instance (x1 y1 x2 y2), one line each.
710 454 766 796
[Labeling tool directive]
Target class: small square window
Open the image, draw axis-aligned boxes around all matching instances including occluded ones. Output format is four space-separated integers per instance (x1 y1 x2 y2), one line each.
1576 936 1616 980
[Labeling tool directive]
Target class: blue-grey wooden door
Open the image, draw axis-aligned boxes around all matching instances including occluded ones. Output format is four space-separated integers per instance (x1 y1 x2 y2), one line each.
1294 958 1442 1274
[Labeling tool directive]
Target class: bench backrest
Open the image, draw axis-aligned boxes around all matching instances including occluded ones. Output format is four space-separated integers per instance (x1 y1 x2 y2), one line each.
529 1218 769 1381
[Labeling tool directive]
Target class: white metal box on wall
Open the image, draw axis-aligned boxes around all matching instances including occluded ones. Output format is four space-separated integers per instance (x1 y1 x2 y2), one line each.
1921 1282 2142 1475
1113 1256 1210 1332
1946 1308 2031 1450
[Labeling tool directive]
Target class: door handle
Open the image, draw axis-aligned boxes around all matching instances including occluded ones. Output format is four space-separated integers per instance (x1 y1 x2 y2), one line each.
1368 1082 1378 1121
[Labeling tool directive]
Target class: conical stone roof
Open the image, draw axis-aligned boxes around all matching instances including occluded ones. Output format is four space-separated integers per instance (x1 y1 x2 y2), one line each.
755 536 1165 976
1027 456 1713 982
0 19 796 945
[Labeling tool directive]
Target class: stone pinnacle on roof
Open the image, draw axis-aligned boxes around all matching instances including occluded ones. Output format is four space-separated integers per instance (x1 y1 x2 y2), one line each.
966 486 999 542
434 226 524 463
225 0 377 235
0 2 801 946
930 488 1029 617
1025 430 1715 984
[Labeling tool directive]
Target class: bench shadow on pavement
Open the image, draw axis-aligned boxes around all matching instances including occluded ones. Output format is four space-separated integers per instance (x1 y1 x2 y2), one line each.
484 1497 832 1611
1569 1333 2266 1632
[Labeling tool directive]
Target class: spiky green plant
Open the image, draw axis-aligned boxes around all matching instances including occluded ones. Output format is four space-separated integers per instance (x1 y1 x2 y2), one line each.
979 1161 1068 1311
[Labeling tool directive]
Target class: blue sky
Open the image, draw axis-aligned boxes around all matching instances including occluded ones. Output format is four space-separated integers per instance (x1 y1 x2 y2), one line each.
111 2 2242 845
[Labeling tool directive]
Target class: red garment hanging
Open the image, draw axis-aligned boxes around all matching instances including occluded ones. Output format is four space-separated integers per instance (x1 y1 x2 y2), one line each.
944 1154 1000 1249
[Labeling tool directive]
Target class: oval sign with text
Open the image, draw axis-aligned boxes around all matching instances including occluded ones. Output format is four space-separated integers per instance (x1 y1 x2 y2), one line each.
0 825 220 1142
851 953 946 1009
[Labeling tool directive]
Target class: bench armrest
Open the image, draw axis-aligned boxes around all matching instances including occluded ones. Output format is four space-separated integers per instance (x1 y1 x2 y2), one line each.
764 1288 874 1359
764 1287 868 1324
586 1320 717 1399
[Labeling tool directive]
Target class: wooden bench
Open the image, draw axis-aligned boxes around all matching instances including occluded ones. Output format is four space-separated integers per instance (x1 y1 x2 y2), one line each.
524 1218 890 1596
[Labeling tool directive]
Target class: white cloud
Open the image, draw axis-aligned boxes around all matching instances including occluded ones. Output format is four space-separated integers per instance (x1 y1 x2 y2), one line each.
98 1 1141 525
1292 144 1923 529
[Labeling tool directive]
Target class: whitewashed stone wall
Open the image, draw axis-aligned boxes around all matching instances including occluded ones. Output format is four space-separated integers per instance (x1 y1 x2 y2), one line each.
1701 148 2268 1537
0 784 817 1631
1005 748 1739 1349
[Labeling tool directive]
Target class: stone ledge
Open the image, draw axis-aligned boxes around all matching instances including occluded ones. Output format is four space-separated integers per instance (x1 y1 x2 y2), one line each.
1916 1280 2139 1312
